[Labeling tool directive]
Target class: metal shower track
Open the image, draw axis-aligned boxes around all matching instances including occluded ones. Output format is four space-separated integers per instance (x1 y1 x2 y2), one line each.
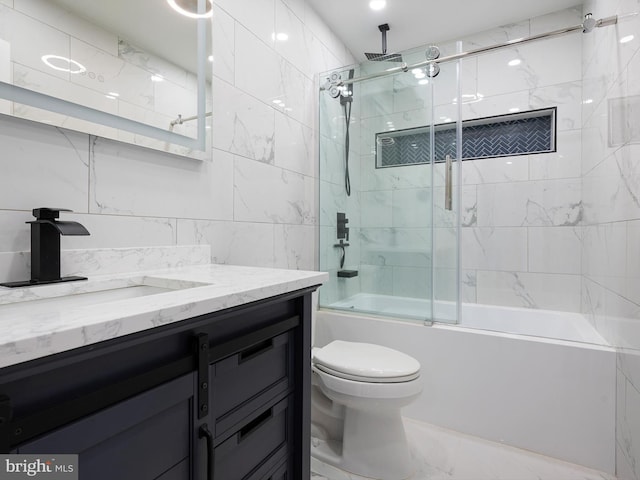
323 13 618 88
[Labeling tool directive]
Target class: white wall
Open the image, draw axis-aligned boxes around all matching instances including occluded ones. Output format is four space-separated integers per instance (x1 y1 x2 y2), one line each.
0 0 353 283
581 0 640 478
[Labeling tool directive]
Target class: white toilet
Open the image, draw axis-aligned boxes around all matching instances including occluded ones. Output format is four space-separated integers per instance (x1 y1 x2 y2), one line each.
311 340 422 480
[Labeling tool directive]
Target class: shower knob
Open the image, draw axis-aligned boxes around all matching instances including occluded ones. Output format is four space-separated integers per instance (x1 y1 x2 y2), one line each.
329 86 341 98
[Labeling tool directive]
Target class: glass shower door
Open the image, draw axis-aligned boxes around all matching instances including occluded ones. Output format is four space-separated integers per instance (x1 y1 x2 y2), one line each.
318 56 461 325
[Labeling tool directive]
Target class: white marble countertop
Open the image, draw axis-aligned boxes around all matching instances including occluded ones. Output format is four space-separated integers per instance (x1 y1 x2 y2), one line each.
0 264 328 369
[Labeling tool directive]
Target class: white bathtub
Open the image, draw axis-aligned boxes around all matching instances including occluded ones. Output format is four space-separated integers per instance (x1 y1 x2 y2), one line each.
317 295 616 474
330 293 608 344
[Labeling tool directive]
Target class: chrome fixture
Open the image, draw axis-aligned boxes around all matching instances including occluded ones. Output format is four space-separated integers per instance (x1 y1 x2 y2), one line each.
425 45 440 61
322 13 618 89
444 154 453 211
170 111 212 127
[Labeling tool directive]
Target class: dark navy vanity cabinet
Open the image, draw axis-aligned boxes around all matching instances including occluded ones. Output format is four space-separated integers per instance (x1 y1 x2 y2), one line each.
0 287 315 480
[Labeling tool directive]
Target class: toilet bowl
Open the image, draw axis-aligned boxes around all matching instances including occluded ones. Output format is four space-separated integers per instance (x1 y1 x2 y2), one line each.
311 340 422 480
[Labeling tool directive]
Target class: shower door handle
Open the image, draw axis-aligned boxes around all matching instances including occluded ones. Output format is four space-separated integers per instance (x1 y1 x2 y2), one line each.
445 154 453 211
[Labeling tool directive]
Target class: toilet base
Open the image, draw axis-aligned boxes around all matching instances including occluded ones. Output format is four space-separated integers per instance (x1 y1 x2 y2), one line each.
311 405 414 480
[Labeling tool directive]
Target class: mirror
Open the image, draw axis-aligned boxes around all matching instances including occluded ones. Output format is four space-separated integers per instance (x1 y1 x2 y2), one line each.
0 0 212 159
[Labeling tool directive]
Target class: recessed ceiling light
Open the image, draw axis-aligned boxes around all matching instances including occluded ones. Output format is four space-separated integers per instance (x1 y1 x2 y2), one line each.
508 59 522 67
275 32 289 41
620 35 635 44
208 55 214 62
41 55 86 74
369 0 386 10
166 0 213 19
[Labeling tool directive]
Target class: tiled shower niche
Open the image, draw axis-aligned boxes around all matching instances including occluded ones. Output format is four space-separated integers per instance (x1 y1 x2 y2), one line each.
376 107 556 167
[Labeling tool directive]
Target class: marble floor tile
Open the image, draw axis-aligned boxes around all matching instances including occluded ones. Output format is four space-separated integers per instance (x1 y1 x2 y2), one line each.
311 418 616 480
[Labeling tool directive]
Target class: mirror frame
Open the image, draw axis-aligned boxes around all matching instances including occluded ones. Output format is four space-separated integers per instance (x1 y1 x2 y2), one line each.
0 0 210 159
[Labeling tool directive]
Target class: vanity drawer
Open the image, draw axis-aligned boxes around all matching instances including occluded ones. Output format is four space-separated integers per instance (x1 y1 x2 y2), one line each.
214 395 292 480
211 330 292 431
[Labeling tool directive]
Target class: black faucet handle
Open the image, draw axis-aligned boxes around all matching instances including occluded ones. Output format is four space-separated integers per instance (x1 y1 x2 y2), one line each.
32 208 73 220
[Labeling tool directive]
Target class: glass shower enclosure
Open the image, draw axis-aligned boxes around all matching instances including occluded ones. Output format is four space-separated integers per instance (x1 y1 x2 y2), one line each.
318 50 463 324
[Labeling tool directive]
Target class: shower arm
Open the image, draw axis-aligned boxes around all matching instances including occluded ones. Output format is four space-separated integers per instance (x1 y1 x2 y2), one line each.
324 14 618 88
170 111 212 127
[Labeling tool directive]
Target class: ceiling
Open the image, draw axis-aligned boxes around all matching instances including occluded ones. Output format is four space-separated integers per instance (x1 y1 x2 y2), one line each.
307 0 584 63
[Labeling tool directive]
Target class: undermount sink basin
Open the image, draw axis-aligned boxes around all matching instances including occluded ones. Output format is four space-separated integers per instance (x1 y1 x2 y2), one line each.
0 277 210 319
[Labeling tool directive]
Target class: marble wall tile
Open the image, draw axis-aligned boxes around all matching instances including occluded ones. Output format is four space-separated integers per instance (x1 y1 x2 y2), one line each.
360 228 431 268
392 188 433 228
233 155 315 225
0 115 89 212
358 264 394 296
211 77 275 163
528 226 582 274
176 219 275 267
153 78 197 121
582 223 628 279
583 145 640 224
303 6 351 66
90 138 233 220
60 244 210 277
59 214 177 250
274 224 316 270
0 38 10 115
212 4 235 85
275 111 315 177
118 40 189 89
360 191 392 228
319 180 359 228
529 130 582 180
0 210 32 252
476 270 582 311
14 0 116 55
476 179 582 227
235 24 280 104
275 0 311 79
70 39 154 110
213 0 275 48
462 155 529 185
461 227 527 271
0 5 70 80
477 34 581 98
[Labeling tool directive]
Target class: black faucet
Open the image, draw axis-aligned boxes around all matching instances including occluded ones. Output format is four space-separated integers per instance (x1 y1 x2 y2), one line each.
0 208 90 288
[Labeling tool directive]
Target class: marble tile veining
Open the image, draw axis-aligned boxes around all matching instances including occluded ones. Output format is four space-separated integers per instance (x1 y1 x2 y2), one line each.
0 261 327 368
311 418 616 480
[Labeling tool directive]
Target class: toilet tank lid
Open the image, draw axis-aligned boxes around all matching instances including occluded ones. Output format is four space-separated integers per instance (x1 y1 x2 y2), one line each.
313 340 420 379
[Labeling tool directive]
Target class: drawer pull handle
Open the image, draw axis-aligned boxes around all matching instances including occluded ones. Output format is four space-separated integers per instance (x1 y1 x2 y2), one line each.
239 339 274 363
238 408 272 443
199 423 214 480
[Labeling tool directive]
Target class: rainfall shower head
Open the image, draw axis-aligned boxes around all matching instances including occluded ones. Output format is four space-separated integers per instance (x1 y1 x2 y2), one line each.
365 24 403 62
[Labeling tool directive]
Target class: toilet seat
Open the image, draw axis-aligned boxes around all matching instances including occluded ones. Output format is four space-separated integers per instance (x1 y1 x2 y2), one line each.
313 340 420 383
